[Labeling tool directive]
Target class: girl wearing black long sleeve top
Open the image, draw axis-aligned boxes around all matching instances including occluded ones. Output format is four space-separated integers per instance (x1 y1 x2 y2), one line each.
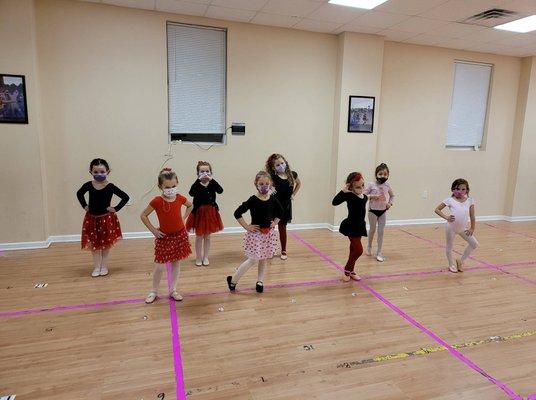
332 172 368 282
76 158 130 277
185 161 224 266
226 171 282 293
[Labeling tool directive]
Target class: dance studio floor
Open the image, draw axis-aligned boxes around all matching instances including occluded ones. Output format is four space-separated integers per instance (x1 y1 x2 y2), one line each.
1 221 535 399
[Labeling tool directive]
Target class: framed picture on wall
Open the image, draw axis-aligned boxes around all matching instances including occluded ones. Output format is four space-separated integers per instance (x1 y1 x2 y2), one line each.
0 74 28 124
348 95 374 133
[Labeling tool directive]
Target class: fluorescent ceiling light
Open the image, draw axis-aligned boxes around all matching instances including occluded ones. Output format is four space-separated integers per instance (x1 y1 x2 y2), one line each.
328 0 389 10
494 15 536 33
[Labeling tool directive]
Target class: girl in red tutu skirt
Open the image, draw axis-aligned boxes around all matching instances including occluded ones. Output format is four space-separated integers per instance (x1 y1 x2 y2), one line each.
186 161 224 266
141 168 193 304
226 171 283 294
77 158 130 277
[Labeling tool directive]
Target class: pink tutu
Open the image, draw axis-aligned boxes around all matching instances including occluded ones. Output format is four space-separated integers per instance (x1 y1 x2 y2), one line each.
243 229 278 260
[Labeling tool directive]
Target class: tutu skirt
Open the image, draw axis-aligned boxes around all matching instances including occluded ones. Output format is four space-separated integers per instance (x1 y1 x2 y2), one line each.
244 229 278 260
81 212 122 251
185 205 224 236
154 229 191 263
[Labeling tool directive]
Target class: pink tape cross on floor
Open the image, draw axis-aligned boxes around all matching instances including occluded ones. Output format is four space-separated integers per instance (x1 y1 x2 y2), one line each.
290 232 523 400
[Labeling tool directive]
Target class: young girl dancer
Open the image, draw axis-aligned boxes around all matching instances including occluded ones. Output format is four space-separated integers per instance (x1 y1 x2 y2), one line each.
226 171 283 293
141 168 192 303
265 153 301 260
76 158 130 277
363 163 395 262
435 178 478 273
186 161 224 266
332 172 368 282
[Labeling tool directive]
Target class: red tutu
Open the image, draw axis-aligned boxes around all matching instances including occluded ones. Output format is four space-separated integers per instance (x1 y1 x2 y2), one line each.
185 205 224 236
81 212 122 251
154 229 192 263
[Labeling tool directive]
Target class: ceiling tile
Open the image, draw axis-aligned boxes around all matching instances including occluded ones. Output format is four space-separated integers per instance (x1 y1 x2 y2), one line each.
376 0 449 16
403 33 453 46
468 27 521 42
419 0 513 22
390 16 449 33
250 12 301 28
378 29 419 41
210 0 268 12
155 0 208 16
261 0 323 17
333 23 383 35
307 3 366 24
501 0 536 14
103 0 155 10
350 10 410 29
205 5 256 22
495 33 536 47
293 18 342 33
430 22 487 38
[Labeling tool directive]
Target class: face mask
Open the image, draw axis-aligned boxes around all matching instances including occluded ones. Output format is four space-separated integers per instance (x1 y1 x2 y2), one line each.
163 187 177 197
453 189 465 199
257 184 271 195
93 173 107 182
275 163 286 173
377 177 388 184
199 171 211 179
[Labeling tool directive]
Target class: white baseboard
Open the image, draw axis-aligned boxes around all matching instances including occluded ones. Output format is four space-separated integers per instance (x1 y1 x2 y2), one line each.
1 217 533 251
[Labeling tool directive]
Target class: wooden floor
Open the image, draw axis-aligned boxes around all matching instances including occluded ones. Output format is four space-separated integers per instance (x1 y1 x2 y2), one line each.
1 221 535 400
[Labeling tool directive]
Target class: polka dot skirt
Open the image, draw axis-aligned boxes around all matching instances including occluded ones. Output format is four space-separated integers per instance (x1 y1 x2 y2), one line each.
244 229 279 261
154 229 192 264
81 212 122 251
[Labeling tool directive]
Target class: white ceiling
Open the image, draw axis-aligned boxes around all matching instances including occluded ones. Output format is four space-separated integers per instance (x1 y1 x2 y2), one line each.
80 0 536 56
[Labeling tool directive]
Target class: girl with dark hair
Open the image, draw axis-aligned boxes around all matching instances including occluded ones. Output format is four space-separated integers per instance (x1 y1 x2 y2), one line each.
186 161 224 266
363 163 395 262
435 178 478 273
265 153 301 260
76 158 129 277
332 172 368 282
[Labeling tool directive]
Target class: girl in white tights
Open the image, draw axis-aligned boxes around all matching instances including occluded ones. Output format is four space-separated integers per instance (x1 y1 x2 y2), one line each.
435 178 478 273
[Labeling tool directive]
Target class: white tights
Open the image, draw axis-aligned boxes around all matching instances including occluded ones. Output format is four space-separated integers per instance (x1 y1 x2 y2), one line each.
231 258 267 284
195 235 211 262
445 225 478 267
368 211 386 254
151 261 181 293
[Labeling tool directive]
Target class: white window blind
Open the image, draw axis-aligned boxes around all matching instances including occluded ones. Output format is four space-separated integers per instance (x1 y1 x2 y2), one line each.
167 22 226 138
446 61 492 148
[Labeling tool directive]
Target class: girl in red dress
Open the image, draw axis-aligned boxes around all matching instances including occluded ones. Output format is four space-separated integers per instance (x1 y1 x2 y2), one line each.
141 168 193 303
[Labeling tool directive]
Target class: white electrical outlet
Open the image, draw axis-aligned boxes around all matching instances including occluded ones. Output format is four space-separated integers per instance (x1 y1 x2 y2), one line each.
421 190 428 199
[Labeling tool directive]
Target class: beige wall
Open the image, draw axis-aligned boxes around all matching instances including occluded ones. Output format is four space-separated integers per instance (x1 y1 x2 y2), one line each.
378 42 521 219
34 0 337 237
0 0 48 243
0 0 534 245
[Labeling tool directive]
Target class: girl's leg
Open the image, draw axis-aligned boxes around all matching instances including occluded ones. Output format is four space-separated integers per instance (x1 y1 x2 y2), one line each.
367 212 378 255
100 248 110 275
91 250 102 277
146 263 165 303
375 213 387 261
170 261 181 293
344 237 363 273
256 259 267 293
457 232 479 270
195 235 203 266
231 258 257 284
278 221 288 257
445 225 457 272
202 234 211 265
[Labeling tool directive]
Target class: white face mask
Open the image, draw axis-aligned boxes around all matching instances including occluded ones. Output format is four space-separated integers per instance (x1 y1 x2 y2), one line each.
198 171 211 179
163 187 177 197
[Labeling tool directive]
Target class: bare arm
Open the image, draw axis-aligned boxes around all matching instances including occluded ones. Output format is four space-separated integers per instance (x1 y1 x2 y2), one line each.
435 202 454 222
183 199 193 221
140 205 165 238
292 177 301 198
466 204 476 235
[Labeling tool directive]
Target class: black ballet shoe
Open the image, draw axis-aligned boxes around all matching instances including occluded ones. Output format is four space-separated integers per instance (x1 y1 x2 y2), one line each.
256 281 264 293
226 276 236 292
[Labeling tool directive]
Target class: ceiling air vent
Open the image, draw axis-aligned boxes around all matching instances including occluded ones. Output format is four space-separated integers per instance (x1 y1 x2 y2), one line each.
459 8 520 28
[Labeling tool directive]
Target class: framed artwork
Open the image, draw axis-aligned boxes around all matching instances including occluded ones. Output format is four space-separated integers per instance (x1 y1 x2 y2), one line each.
0 74 28 124
348 95 374 133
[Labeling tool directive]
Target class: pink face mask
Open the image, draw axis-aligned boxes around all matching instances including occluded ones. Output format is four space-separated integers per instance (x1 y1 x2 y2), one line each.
453 189 465 199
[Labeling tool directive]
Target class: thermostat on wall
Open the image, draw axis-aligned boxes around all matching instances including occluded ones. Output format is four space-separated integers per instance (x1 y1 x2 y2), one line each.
231 122 245 135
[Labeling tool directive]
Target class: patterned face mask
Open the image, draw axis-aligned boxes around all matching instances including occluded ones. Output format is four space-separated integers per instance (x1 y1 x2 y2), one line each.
163 187 178 197
93 173 107 182
199 171 212 179
275 163 286 173
257 184 271 195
